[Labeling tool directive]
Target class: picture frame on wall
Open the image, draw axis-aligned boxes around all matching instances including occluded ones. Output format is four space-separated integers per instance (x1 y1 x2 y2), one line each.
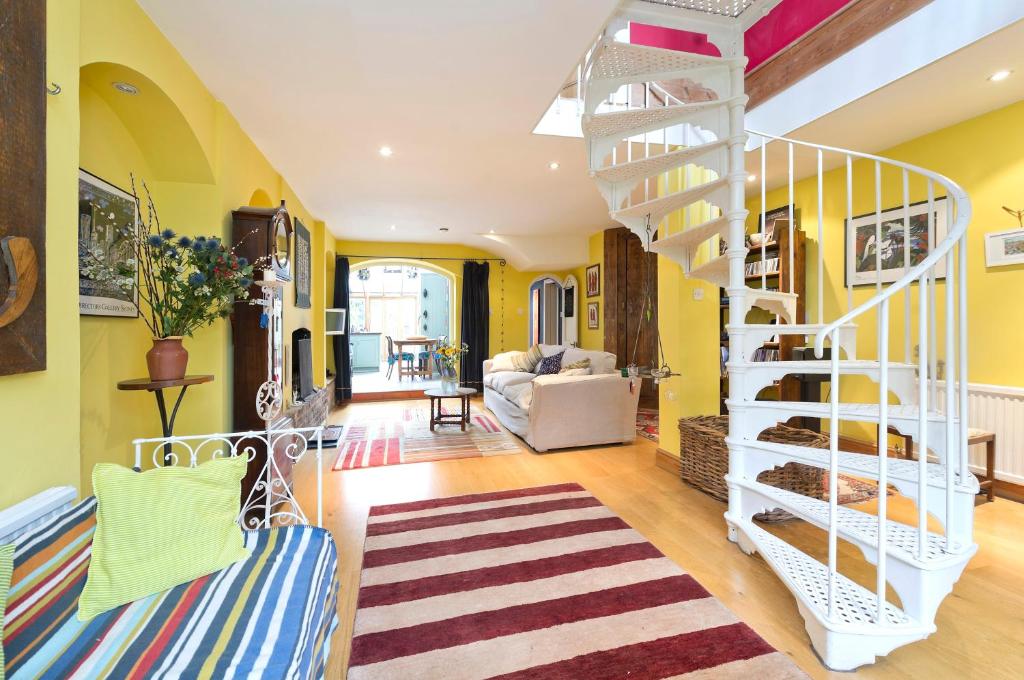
587 301 599 329
585 263 600 297
77 169 139 317
985 228 1024 267
294 218 312 308
844 197 948 287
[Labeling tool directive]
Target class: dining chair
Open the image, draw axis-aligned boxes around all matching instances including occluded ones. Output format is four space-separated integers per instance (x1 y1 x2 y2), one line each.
385 335 414 380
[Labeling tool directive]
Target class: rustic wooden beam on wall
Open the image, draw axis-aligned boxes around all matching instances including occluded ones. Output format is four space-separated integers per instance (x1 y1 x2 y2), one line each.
0 0 47 376
745 0 933 109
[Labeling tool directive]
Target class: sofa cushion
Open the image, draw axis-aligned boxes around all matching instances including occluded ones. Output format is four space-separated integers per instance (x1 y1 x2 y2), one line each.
538 344 566 357
484 370 536 395
562 347 617 374
535 351 565 375
511 345 543 372
559 367 592 376
503 382 534 410
489 351 523 373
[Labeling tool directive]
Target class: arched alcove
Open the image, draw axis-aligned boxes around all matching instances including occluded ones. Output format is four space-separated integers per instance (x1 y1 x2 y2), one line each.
248 189 274 208
79 62 215 185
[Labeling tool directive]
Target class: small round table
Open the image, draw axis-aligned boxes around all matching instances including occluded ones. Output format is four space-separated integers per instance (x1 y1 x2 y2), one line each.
117 375 214 464
425 387 477 431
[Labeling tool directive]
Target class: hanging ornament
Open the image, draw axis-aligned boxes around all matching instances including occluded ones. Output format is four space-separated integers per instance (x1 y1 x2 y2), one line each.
630 214 680 384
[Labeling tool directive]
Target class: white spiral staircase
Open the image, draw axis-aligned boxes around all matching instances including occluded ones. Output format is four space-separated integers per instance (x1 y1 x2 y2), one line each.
577 6 976 671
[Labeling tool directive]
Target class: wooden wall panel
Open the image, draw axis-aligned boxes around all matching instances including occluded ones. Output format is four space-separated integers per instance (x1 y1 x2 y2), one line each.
0 1 47 375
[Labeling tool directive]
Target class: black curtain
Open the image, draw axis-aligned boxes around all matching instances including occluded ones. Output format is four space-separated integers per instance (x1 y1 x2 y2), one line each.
460 261 489 388
332 257 353 402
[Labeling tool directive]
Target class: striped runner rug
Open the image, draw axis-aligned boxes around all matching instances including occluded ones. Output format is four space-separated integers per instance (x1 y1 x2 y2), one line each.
347 483 808 679
333 411 522 471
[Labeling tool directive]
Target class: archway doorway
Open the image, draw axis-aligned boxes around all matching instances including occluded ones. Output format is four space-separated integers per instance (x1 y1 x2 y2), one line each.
348 262 453 395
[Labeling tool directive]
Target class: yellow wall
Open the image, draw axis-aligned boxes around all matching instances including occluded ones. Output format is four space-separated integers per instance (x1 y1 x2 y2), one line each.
573 231 605 351
335 240 578 358
751 99 1024 439
16 0 329 496
655 167 722 457
0 0 84 508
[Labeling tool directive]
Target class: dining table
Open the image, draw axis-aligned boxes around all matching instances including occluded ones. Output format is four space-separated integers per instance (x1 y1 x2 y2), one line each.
393 337 438 380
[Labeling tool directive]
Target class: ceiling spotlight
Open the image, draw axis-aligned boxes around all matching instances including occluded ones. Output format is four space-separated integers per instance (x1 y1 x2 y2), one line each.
489 229 495 234
379 145 393 157
747 174 757 182
112 81 139 95
989 69 1012 82
389 224 396 231
548 161 560 170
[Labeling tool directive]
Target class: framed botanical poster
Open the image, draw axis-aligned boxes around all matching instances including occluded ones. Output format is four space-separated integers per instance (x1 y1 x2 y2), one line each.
587 301 599 329
845 197 948 287
77 170 139 317
585 263 600 297
294 218 312 308
985 228 1024 267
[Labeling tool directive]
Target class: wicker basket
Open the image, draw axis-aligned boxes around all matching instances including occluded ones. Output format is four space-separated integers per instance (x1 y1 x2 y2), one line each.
678 415 830 522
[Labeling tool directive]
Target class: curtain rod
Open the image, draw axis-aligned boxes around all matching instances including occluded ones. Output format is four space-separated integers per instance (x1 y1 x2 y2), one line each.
338 254 507 266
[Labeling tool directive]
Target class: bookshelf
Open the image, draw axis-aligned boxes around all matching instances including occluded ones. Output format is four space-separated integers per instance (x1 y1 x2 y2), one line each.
719 207 806 413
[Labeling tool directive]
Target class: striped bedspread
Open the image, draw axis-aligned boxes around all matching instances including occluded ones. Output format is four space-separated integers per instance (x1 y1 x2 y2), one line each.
4 498 339 679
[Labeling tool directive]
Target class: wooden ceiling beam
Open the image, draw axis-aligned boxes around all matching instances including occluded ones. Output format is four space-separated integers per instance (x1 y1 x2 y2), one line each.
745 0 933 109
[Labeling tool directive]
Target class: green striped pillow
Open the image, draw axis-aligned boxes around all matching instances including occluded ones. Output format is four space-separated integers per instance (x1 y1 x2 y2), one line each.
78 455 251 621
560 357 591 372
1 543 12 680
511 345 543 372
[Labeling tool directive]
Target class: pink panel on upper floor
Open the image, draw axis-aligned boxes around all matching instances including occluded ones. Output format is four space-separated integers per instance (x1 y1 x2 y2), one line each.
630 0 854 71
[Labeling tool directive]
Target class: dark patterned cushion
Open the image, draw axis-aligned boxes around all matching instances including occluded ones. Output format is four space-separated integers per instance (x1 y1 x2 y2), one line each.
535 351 565 375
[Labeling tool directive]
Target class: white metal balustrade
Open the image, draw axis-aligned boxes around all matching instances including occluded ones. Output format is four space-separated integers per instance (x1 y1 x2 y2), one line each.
576 9 976 669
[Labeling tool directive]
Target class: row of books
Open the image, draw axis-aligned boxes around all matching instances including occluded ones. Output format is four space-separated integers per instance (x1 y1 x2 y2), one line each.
751 346 781 362
745 257 780 277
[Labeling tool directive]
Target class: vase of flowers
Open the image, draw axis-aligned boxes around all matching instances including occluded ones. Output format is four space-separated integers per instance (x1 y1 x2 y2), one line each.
80 178 259 381
434 339 468 393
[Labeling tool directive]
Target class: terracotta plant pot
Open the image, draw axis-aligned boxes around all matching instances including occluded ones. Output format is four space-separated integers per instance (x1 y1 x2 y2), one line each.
146 336 188 381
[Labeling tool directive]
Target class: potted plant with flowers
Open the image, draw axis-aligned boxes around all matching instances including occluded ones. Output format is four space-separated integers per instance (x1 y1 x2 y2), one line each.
80 178 261 381
433 339 469 393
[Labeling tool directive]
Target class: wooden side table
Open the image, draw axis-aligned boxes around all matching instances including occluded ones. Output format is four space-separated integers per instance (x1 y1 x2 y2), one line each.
117 375 214 465
425 387 476 431
968 428 996 502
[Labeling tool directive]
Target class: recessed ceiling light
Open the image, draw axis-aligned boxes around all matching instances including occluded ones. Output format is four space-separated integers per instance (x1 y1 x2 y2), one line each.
548 161 560 170
989 69 1012 82
747 174 757 182
489 229 495 234
389 224 396 231
112 81 139 95
379 145 393 157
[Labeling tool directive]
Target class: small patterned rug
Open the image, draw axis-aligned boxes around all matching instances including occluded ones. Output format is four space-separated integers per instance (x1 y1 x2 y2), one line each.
636 408 659 441
347 483 809 679
332 407 522 471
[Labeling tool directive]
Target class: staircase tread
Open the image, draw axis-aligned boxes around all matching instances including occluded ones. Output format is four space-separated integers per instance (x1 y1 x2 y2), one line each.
738 478 970 564
732 438 979 493
611 177 729 220
688 254 730 287
590 40 742 82
727 400 952 423
735 519 927 630
730 322 857 332
649 215 730 255
582 97 743 140
592 139 727 184
735 359 916 371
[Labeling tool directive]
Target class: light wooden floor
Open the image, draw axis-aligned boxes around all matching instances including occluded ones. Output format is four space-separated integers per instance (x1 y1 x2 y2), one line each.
295 399 1024 680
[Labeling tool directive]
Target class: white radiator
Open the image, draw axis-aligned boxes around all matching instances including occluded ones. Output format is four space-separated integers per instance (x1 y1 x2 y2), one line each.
933 381 1024 485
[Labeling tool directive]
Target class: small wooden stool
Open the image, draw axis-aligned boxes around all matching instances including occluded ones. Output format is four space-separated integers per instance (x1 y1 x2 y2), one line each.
967 428 996 502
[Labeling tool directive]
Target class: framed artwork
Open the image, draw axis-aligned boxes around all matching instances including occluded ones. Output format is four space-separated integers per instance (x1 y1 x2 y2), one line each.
585 263 600 297
294 218 311 308
77 169 139 317
587 301 599 329
0 0 46 376
985 228 1024 267
845 197 948 287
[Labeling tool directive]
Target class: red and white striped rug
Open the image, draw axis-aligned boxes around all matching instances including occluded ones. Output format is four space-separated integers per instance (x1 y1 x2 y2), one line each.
347 483 808 679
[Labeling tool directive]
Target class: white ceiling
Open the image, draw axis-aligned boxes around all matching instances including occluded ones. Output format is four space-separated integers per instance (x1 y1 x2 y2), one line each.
138 1 1023 269
137 0 621 270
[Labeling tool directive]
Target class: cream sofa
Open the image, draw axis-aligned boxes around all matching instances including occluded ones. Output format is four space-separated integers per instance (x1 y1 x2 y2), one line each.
482 345 641 452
